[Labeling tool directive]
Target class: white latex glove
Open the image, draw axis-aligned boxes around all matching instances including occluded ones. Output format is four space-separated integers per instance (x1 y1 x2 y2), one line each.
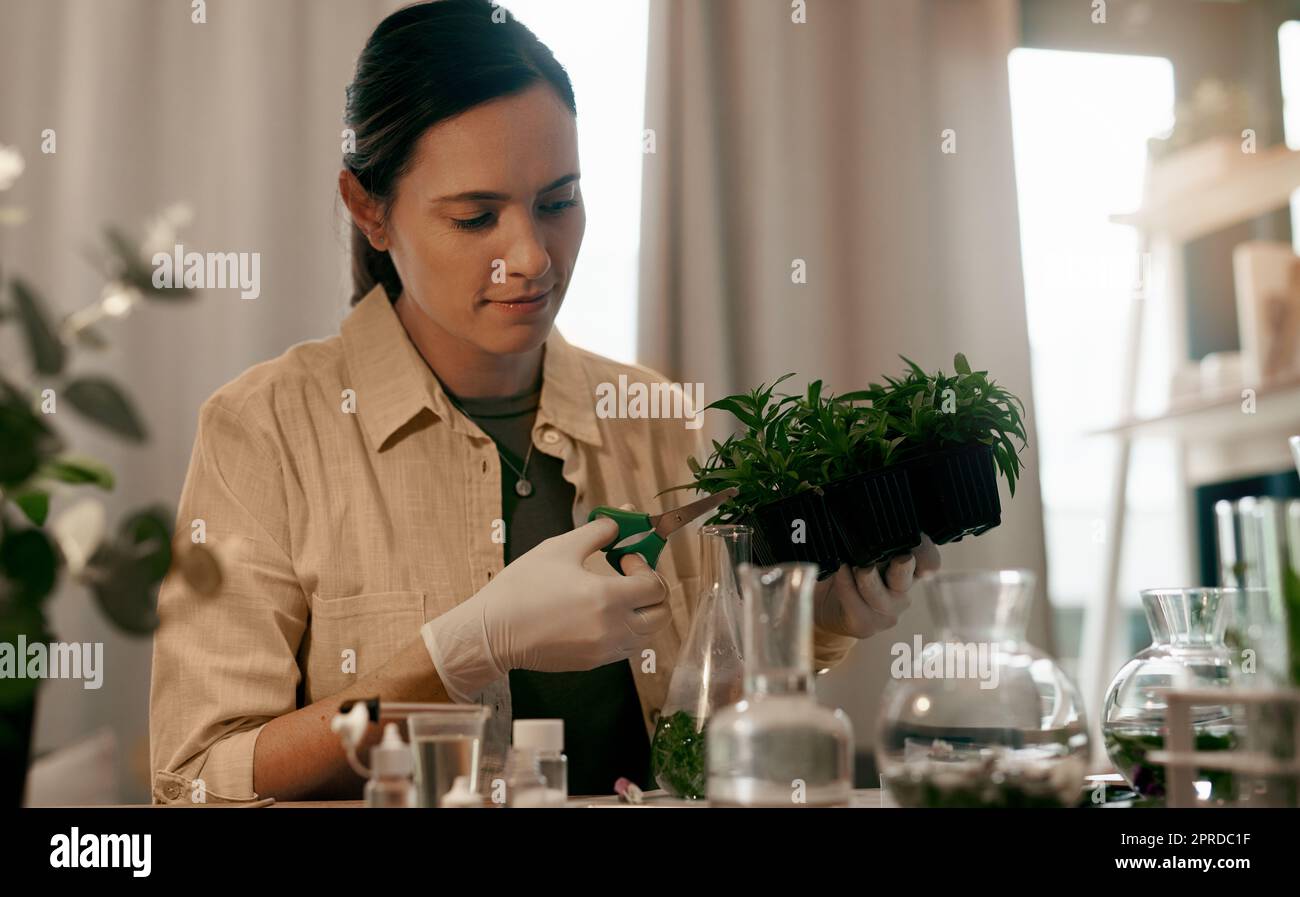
813 534 941 639
421 517 671 702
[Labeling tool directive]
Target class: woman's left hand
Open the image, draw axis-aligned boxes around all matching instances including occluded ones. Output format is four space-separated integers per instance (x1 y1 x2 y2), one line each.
812 534 941 640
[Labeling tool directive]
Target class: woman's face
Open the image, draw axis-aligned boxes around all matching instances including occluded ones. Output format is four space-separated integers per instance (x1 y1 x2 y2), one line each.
379 83 585 358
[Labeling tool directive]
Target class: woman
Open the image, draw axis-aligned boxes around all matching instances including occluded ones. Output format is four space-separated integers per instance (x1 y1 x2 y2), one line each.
148 0 938 804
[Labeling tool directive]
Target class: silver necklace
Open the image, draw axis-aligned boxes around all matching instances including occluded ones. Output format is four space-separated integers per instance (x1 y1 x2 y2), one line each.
500 439 536 498
447 395 537 498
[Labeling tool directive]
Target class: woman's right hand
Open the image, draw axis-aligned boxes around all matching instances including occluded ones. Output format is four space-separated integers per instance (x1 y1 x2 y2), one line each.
420 517 671 701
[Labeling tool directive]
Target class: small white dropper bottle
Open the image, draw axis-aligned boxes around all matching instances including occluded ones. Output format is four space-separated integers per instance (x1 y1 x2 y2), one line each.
364 722 417 808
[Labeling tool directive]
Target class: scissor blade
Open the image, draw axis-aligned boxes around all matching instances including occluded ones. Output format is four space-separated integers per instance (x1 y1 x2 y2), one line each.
651 486 740 538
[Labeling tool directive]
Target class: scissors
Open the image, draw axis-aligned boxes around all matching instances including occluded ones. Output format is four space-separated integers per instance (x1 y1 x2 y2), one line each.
588 486 740 574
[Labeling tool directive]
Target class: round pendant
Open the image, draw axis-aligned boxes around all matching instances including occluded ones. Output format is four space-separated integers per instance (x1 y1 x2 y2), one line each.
515 478 534 497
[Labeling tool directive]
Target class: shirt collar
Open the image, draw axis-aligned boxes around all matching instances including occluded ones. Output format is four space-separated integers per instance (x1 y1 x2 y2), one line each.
341 285 602 452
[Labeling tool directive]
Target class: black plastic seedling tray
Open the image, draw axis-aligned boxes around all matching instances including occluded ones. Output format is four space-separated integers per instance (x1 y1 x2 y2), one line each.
745 488 842 579
743 442 1002 575
822 464 922 567
901 442 1002 545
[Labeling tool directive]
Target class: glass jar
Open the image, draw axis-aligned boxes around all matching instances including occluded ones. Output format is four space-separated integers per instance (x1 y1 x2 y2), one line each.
876 569 1089 808
706 562 854 807
1102 587 1245 802
649 525 749 799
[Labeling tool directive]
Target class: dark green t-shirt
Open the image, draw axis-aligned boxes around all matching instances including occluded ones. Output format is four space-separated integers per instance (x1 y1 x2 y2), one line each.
442 374 652 796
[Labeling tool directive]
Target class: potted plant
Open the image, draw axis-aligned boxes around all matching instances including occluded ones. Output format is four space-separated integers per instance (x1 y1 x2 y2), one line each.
662 375 919 577
859 354 1027 545
0 169 220 806
662 354 1027 576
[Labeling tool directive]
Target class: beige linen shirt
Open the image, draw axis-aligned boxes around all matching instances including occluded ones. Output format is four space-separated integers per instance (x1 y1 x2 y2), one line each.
148 284 857 804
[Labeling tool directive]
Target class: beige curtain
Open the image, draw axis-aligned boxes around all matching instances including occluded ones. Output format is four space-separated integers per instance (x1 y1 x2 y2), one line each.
0 0 405 802
637 0 1053 758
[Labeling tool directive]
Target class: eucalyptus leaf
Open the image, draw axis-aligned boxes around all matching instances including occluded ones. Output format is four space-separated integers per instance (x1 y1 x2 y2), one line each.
0 527 59 605
117 505 173 583
84 543 160 634
36 455 115 490
0 406 44 489
11 278 65 376
63 377 148 442
102 226 192 300
0 379 62 489
81 506 172 635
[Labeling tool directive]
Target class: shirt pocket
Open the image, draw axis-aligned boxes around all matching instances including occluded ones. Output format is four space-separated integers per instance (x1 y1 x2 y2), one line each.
302 590 426 703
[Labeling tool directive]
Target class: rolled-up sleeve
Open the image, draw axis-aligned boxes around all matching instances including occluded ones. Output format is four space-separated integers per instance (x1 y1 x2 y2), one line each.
812 628 858 671
149 397 307 805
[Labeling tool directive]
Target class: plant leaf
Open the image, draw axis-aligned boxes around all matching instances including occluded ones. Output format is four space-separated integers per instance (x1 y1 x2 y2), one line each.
13 490 50 526
63 377 148 442
102 226 194 300
0 384 62 488
11 278 66 376
36 455 116 490
83 506 172 634
0 527 59 605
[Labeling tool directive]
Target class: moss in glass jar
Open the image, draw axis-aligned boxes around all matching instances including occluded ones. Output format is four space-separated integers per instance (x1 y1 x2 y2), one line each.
884 772 1074 809
882 749 1083 809
1105 728 1237 799
650 710 708 799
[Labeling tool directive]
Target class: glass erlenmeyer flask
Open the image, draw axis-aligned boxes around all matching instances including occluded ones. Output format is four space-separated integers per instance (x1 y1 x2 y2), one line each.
706 562 854 807
649 525 749 799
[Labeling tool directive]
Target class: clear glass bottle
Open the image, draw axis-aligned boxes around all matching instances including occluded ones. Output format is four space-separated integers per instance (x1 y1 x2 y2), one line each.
706 562 853 807
506 719 566 807
650 525 749 799
504 750 548 807
876 570 1089 808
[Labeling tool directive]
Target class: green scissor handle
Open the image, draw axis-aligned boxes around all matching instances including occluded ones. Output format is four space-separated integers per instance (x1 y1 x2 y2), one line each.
588 506 668 574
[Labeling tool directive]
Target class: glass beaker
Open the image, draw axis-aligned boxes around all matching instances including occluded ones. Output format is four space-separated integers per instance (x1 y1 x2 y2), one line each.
407 706 491 807
1233 690 1300 807
876 570 1089 808
650 525 749 799
706 562 854 807
1215 496 1300 686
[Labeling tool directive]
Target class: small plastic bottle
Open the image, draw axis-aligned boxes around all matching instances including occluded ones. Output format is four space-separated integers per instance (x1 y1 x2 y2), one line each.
364 722 417 808
506 719 567 807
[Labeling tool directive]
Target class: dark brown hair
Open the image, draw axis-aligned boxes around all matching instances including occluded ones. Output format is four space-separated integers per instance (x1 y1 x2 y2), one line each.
342 0 577 305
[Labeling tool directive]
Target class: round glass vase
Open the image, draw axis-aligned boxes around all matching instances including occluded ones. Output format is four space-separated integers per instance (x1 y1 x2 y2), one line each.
876 569 1090 808
1102 587 1245 803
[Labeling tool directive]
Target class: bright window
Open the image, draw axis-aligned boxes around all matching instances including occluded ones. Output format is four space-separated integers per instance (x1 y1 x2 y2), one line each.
505 0 650 363
1007 49 1180 676
1280 20 1300 252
